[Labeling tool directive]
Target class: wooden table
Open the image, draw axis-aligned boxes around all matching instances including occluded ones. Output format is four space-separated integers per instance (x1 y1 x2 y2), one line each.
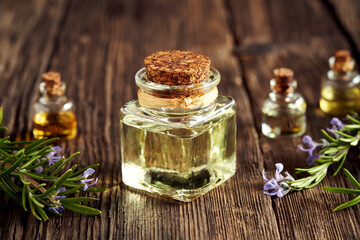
1 0 360 239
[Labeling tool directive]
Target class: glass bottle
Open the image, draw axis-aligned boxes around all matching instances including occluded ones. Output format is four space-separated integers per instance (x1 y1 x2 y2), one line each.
261 68 306 138
120 67 236 202
32 72 77 140
319 50 360 116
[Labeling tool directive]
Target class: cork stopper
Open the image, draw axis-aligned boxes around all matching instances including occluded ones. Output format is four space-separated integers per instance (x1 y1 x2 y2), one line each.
272 68 295 94
144 50 211 85
331 50 354 73
273 68 294 83
42 71 63 96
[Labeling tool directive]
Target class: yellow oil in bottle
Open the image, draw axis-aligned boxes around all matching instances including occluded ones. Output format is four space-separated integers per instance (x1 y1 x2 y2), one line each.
33 111 77 140
319 86 360 116
120 98 236 201
261 110 306 138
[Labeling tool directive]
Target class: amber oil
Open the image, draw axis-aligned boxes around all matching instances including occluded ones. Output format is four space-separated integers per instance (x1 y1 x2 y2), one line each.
32 72 77 140
33 111 77 139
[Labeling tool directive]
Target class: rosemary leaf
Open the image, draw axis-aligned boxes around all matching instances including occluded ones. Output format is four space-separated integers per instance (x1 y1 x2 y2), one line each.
323 187 360 194
0 179 23 207
343 169 360 189
40 168 74 197
333 195 360 212
50 152 79 176
0 152 26 177
86 187 106 192
61 202 101 215
35 205 49 221
60 197 99 203
28 194 41 220
22 185 27 211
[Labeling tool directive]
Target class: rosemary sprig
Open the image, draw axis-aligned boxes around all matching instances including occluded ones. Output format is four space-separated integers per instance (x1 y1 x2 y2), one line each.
0 108 105 220
324 169 360 212
263 113 360 212
289 114 360 191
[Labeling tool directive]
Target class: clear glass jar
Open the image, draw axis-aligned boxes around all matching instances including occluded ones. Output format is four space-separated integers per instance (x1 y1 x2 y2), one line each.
33 82 77 140
319 56 360 116
120 67 236 202
261 74 306 138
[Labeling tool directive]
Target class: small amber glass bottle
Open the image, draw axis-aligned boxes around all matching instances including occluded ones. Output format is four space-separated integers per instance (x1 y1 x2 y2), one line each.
319 50 360 116
32 72 77 140
261 68 307 138
120 50 236 202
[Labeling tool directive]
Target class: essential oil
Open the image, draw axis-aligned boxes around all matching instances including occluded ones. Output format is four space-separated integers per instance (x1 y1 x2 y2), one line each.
32 72 77 140
319 50 360 116
33 111 77 139
261 68 306 138
120 51 236 201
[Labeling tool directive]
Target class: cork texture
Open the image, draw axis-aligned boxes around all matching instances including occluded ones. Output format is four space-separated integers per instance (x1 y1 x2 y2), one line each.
144 50 211 85
42 71 63 96
273 68 294 83
334 50 351 62
332 50 354 73
273 68 295 94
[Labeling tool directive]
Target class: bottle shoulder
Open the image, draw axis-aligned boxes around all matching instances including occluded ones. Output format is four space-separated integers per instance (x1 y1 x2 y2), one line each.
324 70 360 85
262 92 306 113
264 92 306 103
121 95 236 133
34 96 75 113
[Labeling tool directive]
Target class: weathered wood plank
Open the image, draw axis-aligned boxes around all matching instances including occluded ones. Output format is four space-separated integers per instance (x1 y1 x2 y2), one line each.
228 0 360 239
3 0 359 239
0 0 69 239
0 0 280 239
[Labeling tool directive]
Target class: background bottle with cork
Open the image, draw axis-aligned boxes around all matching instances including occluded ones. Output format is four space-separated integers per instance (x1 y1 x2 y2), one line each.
320 50 360 116
32 72 77 140
261 68 307 138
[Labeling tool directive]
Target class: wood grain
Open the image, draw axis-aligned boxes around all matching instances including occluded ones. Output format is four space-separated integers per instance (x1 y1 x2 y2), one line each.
0 0 69 238
228 0 360 239
326 0 360 58
0 0 360 239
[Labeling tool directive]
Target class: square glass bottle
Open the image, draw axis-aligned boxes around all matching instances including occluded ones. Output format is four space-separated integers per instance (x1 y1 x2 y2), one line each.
120 60 236 202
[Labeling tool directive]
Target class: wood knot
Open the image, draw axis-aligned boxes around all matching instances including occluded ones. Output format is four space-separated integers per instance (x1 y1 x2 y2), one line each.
42 71 63 96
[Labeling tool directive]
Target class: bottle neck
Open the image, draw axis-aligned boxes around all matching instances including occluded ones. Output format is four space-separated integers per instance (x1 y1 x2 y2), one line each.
39 82 67 104
328 69 357 81
270 79 297 94
135 67 220 115
141 100 217 117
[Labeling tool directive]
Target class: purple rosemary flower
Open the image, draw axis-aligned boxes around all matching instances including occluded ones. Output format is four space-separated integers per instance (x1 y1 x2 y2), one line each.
48 205 65 214
298 135 328 165
262 163 295 197
35 166 43 173
81 168 98 191
46 146 62 166
327 117 345 138
305 153 324 166
53 187 67 199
